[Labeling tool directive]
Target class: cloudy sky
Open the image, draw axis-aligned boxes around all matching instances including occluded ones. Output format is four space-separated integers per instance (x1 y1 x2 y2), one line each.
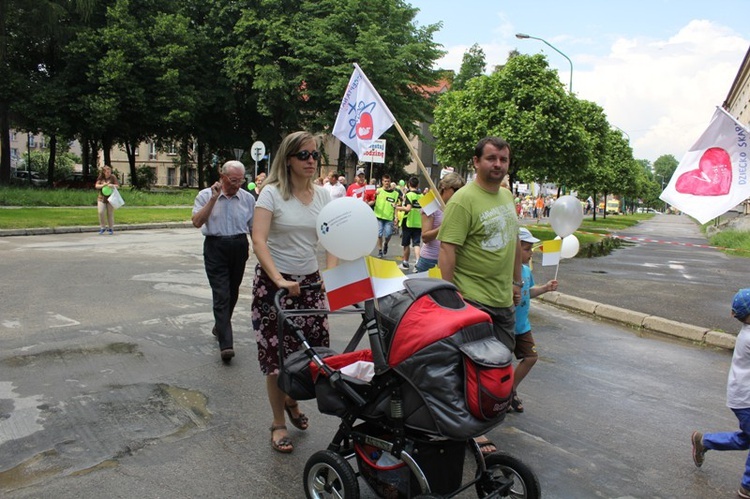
407 0 749 164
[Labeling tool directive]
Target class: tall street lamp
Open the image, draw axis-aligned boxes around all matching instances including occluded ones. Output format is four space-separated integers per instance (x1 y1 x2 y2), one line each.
656 174 667 213
515 33 573 94
612 125 630 142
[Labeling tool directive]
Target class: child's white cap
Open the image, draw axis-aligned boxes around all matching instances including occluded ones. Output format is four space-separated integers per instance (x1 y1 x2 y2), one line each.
519 227 540 244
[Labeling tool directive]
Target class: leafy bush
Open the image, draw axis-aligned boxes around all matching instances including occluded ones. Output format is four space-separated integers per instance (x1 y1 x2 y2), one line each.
133 165 157 190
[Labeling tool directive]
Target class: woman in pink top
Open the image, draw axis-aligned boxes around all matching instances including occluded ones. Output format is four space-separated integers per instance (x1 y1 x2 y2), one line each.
414 172 465 273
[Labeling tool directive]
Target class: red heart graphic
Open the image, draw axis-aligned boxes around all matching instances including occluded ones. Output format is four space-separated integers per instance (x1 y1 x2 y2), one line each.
675 147 732 196
356 113 374 139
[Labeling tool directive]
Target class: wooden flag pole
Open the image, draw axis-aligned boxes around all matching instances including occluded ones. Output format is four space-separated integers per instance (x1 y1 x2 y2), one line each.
392 120 446 209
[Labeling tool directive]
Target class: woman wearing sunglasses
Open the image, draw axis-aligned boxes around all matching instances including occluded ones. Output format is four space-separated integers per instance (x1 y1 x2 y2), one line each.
251 131 337 454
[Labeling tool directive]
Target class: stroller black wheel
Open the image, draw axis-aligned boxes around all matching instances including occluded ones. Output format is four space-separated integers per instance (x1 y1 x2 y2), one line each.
476 452 541 499
303 450 359 499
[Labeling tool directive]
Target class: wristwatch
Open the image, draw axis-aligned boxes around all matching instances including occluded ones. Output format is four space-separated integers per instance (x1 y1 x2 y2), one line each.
513 280 524 287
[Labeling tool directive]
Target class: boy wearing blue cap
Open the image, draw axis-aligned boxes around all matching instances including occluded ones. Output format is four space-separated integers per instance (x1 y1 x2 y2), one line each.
510 227 558 413
691 288 750 498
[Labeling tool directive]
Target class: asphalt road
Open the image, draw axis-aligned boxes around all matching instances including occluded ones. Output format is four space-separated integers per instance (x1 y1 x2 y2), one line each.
0 225 745 498
526 212 748 335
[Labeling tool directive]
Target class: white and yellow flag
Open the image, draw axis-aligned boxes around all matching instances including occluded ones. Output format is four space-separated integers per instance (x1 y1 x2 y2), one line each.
420 189 441 216
541 239 562 267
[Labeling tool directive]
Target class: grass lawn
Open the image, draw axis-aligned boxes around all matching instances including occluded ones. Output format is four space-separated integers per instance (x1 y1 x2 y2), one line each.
521 213 652 246
0 185 198 207
0 207 192 229
0 185 195 229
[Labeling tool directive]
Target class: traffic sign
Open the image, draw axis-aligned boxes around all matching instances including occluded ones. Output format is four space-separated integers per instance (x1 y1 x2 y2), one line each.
251 141 266 163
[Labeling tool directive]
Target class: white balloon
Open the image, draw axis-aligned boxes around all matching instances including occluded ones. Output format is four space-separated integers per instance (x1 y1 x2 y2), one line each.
560 234 580 259
549 195 583 238
316 197 378 260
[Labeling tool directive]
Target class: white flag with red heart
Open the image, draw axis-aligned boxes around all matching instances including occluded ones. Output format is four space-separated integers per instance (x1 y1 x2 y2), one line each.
332 63 396 159
660 106 750 224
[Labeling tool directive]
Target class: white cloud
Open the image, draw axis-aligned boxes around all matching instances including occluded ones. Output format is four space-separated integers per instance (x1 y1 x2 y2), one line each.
575 20 748 162
434 19 748 163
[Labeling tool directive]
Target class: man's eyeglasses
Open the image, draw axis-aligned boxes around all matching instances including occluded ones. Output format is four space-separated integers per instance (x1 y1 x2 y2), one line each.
290 150 320 161
223 176 245 185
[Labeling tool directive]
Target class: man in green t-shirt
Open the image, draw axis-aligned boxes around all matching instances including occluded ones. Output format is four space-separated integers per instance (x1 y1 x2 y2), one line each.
397 176 422 269
373 174 402 258
438 136 522 347
437 136 523 456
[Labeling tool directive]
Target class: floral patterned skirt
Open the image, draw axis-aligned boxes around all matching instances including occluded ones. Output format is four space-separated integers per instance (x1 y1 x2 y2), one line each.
251 264 330 376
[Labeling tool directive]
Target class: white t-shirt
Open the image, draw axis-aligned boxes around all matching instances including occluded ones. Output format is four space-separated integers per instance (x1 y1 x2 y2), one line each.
727 323 750 409
255 184 331 275
324 182 346 199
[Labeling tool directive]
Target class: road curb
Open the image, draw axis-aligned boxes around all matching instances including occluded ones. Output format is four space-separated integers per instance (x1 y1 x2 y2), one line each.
539 292 734 351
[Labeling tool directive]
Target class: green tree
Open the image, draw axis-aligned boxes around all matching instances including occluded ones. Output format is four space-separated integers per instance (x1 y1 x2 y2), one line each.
653 154 679 185
568 99 611 219
452 43 486 91
432 54 589 183
0 0 95 185
223 0 444 170
4 0 445 188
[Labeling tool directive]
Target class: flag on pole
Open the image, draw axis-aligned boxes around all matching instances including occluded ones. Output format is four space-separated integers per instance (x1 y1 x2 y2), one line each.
541 239 562 267
332 63 396 159
365 256 408 298
322 258 374 311
660 106 750 224
420 189 441 216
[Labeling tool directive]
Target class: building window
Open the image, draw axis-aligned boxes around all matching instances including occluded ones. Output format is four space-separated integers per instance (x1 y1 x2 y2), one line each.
167 143 177 156
28 135 35 147
148 143 157 160
39 136 46 149
167 168 176 185
11 131 17 141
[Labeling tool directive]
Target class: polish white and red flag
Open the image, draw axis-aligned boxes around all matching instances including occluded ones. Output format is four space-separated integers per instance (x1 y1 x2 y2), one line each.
660 106 750 224
332 63 396 159
322 258 374 311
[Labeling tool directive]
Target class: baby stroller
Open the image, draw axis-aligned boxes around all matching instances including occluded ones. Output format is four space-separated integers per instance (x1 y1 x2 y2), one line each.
277 278 541 498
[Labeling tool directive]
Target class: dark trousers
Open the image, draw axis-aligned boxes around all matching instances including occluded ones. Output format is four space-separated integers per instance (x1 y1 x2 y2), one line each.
203 236 249 350
466 299 516 352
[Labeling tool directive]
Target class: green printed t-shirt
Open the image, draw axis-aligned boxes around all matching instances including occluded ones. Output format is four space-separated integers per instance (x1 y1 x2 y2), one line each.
404 190 423 228
374 188 401 221
437 182 518 308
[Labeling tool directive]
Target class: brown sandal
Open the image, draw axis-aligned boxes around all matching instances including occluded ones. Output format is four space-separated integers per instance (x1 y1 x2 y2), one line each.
285 402 309 431
270 424 293 453
510 391 524 413
475 437 497 456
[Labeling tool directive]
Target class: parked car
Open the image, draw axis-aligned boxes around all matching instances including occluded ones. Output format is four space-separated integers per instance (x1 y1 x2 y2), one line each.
54 173 97 189
12 170 47 187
